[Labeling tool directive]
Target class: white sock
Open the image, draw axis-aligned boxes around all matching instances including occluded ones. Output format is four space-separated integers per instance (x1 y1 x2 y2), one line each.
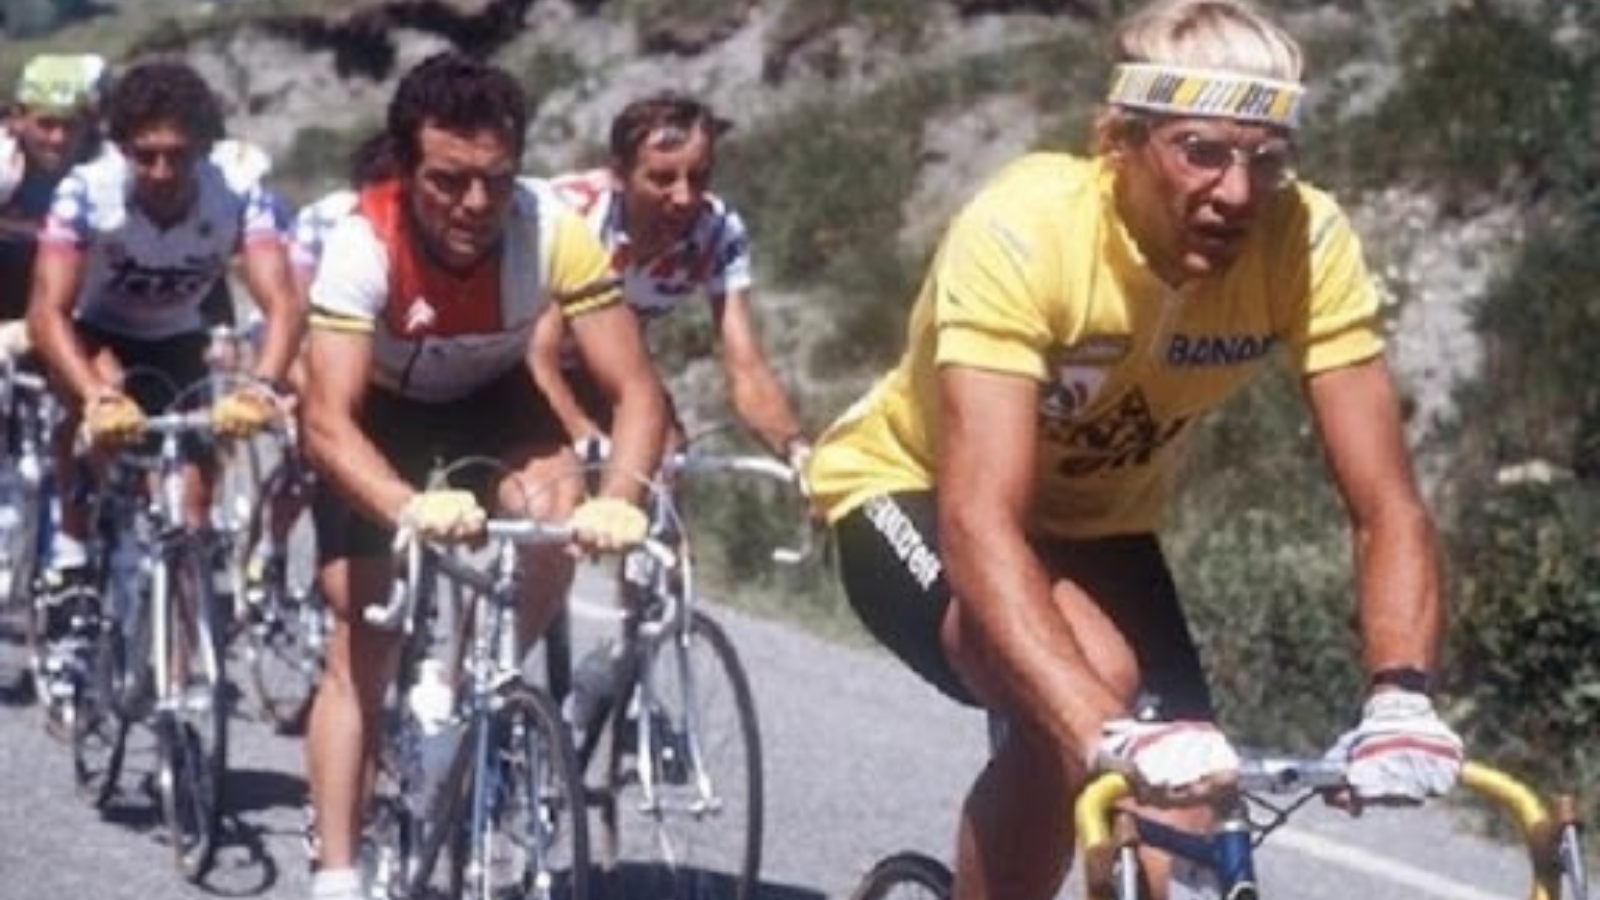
50 533 87 569
310 867 361 900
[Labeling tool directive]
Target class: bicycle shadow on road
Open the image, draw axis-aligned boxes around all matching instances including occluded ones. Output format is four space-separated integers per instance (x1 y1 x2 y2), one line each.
603 862 825 900
97 759 309 897
199 765 310 897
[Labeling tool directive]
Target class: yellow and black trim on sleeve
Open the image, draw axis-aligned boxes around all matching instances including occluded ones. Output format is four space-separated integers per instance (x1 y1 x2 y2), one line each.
309 307 376 333
545 204 624 318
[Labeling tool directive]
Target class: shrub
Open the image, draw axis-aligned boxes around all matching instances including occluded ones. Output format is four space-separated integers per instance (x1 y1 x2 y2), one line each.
1320 3 1590 197
1446 481 1600 814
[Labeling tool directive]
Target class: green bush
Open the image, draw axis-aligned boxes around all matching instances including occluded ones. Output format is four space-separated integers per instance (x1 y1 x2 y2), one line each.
1446 482 1600 809
1321 3 1591 196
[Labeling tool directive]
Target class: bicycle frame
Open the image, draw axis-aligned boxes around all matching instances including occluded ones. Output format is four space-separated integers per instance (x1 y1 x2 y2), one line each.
1076 759 1588 900
368 517 668 897
97 410 223 717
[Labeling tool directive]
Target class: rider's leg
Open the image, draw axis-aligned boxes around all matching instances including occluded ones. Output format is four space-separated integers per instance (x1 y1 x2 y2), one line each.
942 573 1140 900
305 554 400 872
498 439 583 653
945 536 1218 900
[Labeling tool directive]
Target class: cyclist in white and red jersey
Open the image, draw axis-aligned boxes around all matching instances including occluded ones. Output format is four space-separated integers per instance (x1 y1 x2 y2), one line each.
27 59 302 628
535 93 810 471
299 52 666 900
807 2 1462 898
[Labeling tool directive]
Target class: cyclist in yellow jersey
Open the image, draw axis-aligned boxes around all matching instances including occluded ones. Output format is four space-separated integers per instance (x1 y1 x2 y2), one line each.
807 2 1462 898
300 53 666 900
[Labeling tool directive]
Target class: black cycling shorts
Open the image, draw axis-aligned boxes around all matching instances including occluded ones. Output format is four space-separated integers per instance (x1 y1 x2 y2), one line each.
313 367 567 563
832 490 1213 719
76 323 210 413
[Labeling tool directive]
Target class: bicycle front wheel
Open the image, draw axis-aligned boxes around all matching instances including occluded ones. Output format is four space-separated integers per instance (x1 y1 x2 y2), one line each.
849 852 953 900
463 681 590 900
241 464 324 733
607 609 762 900
156 544 229 880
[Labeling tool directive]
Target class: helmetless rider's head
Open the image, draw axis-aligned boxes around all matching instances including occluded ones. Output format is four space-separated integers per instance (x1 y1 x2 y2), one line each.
1095 0 1305 285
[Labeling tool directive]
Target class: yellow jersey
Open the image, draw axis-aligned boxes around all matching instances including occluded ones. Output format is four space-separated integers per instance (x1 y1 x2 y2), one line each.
808 153 1383 539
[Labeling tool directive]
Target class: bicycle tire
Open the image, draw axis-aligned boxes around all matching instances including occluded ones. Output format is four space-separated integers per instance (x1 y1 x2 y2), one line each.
461 681 591 900
240 460 324 733
2 472 50 702
849 852 953 900
156 543 229 880
70 582 131 808
604 609 763 900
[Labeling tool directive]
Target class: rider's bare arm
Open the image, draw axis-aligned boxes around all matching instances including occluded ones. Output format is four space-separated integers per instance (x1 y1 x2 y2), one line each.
302 324 414 528
566 301 666 505
1305 356 1444 677
236 236 306 385
939 365 1127 769
712 288 806 457
26 246 100 402
527 303 602 443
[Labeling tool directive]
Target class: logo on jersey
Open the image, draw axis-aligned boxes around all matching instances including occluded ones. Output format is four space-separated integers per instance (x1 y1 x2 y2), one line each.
1047 387 1191 477
1040 337 1129 421
1165 332 1277 367
103 243 219 304
403 295 437 335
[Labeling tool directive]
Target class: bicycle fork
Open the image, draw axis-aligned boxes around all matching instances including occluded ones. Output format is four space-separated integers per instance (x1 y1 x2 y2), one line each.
632 632 720 820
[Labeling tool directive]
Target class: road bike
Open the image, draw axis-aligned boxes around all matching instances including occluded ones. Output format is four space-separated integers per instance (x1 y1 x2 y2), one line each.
0 356 62 706
199 327 328 733
362 461 659 900
68 373 233 880
848 753 1590 900
555 444 811 900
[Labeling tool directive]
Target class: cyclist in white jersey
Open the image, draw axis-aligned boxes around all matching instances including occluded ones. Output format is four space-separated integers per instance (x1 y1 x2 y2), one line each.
27 59 303 597
536 92 811 472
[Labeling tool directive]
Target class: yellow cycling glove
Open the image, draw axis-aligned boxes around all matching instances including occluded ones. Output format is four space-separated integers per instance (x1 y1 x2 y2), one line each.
569 497 648 552
399 489 486 542
211 387 277 438
84 391 146 446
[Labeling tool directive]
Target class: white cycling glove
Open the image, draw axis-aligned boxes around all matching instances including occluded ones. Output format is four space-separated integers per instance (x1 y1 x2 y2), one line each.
0 128 24 207
1093 718 1240 804
1327 690 1463 802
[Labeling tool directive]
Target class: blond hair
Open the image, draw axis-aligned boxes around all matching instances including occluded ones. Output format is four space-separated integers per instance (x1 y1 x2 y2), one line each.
1093 0 1304 152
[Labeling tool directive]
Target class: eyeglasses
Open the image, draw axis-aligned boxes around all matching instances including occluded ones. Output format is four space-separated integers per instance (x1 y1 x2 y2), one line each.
419 166 518 203
1169 133 1296 191
125 144 196 170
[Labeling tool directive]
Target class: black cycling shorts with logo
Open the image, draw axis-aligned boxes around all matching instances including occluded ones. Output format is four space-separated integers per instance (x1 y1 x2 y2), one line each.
832 490 1214 719
313 366 568 563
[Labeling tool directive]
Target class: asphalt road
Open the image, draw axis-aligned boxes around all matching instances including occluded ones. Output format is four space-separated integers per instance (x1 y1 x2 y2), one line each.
0 573 1563 900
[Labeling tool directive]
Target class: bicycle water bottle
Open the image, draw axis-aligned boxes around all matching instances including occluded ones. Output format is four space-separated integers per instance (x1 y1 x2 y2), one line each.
406 659 462 816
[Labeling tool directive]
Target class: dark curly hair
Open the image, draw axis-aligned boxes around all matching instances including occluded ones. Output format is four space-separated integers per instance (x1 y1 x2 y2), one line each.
609 92 731 172
387 52 527 171
105 58 224 151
